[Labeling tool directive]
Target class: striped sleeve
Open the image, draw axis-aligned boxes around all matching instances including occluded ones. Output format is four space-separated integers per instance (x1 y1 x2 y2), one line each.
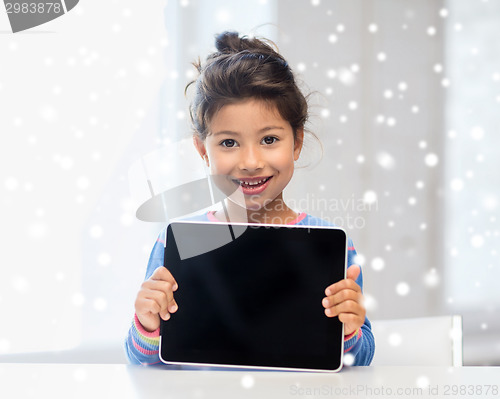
344 328 362 352
342 238 375 365
124 315 161 365
343 317 375 365
124 230 166 365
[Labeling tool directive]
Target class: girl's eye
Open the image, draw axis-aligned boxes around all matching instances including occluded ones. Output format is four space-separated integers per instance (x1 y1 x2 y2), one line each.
221 139 238 148
262 136 278 145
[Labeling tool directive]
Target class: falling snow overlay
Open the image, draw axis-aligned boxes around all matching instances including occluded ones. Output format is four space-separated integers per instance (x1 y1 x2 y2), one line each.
0 0 499 369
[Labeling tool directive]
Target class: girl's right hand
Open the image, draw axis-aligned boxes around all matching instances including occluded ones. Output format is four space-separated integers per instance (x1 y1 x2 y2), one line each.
134 266 178 332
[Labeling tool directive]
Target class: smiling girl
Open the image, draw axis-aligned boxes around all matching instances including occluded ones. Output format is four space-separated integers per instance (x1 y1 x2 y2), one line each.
125 31 375 367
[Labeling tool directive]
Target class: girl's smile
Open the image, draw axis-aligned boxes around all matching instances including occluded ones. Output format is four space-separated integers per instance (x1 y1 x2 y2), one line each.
232 176 273 195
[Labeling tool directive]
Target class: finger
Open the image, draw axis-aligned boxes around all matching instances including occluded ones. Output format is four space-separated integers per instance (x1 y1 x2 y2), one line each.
150 266 178 291
142 280 179 314
135 296 165 322
135 298 163 331
140 287 175 319
142 279 174 296
325 278 361 296
322 289 362 309
135 296 161 315
338 312 364 326
346 264 361 281
140 289 170 320
324 299 363 318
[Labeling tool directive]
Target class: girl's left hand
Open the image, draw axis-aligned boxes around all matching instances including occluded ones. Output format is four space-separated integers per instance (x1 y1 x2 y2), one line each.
322 264 366 336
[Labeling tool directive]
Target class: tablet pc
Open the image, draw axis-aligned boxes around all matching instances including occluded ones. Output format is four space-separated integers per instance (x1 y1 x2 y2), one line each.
159 221 347 372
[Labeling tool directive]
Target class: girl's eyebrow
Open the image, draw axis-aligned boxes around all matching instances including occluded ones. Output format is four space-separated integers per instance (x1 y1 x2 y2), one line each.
260 126 285 133
212 130 239 136
212 126 285 136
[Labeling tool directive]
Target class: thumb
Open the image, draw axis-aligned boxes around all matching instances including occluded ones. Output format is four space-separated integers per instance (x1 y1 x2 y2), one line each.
346 264 361 281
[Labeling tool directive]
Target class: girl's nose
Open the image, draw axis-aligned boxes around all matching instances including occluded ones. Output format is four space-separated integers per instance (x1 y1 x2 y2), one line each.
239 145 264 171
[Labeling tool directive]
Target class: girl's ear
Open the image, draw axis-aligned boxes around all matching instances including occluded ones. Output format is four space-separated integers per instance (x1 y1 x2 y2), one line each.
293 128 304 161
193 135 209 167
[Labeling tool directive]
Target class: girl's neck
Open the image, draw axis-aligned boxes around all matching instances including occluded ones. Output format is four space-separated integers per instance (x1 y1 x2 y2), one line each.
214 195 299 225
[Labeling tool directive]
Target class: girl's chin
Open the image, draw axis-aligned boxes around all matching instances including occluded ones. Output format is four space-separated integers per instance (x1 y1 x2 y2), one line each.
227 197 275 212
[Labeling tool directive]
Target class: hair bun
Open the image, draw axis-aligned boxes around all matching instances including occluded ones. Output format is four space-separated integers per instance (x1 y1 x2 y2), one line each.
215 31 276 55
215 31 242 53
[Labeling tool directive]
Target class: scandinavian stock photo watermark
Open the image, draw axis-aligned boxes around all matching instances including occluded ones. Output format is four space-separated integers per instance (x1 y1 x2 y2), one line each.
3 0 79 33
288 382 499 397
247 193 379 229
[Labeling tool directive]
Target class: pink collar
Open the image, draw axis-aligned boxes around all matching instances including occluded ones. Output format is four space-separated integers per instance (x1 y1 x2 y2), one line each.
207 211 306 225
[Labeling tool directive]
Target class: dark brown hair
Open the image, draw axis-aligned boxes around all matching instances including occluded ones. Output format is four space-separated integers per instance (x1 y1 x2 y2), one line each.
186 31 309 141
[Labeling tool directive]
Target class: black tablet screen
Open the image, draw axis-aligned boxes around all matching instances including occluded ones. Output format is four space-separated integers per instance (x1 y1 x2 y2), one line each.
160 222 346 371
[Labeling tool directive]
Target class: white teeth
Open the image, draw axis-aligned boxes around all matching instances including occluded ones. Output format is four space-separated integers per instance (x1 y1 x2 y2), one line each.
239 178 268 186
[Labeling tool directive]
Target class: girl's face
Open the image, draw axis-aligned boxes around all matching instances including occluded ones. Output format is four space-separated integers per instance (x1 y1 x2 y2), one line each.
194 98 303 212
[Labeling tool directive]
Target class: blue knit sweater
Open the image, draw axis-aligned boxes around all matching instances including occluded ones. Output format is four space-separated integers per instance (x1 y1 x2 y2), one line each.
125 212 375 367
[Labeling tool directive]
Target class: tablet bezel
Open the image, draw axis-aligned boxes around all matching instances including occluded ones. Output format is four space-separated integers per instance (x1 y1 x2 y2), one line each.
159 220 347 373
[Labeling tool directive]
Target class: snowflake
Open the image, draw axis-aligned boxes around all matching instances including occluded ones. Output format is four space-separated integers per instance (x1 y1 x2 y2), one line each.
241 375 255 389
376 152 395 170
424 269 440 287
450 178 464 191
439 8 449 18
470 126 484 140
4 177 19 191
89 225 103 238
416 376 430 389
371 257 385 271
425 153 439 167
470 234 484 248
388 333 402 346
72 293 85 307
93 298 108 312
363 191 377 205
396 282 410 296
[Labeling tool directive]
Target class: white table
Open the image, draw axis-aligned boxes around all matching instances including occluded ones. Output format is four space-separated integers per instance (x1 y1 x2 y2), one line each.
0 363 499 399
